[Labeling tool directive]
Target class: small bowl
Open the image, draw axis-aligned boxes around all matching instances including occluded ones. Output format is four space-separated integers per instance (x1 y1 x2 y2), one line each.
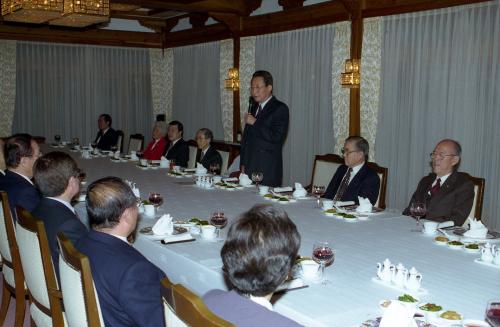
462 319 490 327
447 241 464 250
463 244 480 253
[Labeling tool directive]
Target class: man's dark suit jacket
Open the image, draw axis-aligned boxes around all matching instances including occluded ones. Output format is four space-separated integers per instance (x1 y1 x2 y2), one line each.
164 138 189 168
196 146 222 171
0 170 41 220
203 290 304 327
94 128 119 151
240 96 289 187
323 164 380 205
32 198 87 281
403 171 474 226
77 230 165 327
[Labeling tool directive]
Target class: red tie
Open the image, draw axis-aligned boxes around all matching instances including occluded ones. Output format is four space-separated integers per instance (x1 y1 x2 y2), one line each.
430 178 441 197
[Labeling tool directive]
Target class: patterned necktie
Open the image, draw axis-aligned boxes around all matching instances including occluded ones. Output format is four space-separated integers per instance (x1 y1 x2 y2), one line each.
255 104 263 117
334 168 353 201
430 178 441 197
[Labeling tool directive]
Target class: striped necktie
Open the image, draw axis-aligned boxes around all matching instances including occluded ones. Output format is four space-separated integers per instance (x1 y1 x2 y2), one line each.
334 168 353 201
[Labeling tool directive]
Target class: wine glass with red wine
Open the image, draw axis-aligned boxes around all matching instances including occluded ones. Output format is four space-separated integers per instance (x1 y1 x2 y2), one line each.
148 193 164 208
210 212 227 240
312 241 335 285
486 300 500 327
410 201 427 232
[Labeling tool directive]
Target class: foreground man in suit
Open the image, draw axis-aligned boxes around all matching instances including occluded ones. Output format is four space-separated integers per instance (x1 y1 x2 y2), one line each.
77 177 165 326
32 151 88 280
203 205 303 327
164 120 189 167
240 70 289 187
403 139 474 226
324 136 380 205
94 114 119 151
0 133 41 218
195 128 222 171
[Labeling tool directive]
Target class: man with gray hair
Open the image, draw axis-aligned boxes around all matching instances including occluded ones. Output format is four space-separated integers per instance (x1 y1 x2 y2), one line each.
195 128 222 172
403 139 474 226
323 136 380 205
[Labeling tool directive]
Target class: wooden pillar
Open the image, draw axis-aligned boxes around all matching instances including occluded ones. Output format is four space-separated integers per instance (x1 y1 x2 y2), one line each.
232 36 241 142
349 12 363 136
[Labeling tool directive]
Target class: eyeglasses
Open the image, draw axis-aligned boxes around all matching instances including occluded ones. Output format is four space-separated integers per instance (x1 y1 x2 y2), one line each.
429 152 457 159
250 85 266 91
341 148 360 156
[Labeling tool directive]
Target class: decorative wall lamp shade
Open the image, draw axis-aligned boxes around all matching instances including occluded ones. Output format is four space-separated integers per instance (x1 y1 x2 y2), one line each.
224 67 240 91
1 0 64 23
340 59 361 88
1 0 109 27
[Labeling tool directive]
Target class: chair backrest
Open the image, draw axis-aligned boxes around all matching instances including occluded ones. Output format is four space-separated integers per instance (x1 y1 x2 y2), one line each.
163 279 233 327
15 207 65 326
309 154 344 188
128 134 144 154
365 161 388 209
115 130 124 153
0 191 25 292
218 150 230 175
57 233 104 327
187 144 198 169
161 277 188 327
463 173 485 220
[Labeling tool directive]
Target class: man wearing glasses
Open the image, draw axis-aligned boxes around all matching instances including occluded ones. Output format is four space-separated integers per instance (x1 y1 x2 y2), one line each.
403 139 474 226
323 136 380 205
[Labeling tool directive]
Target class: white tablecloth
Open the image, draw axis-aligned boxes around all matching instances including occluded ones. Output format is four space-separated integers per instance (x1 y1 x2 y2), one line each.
64 149 500 326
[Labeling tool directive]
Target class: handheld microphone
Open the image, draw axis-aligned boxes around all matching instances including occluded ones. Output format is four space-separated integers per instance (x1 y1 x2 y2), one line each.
248 96 255 114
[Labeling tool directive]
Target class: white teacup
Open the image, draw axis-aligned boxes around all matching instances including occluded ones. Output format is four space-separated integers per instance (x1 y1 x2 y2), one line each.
300 260 320 282
422 221 439 235
259 185 270 195
201 225 216 240
213 176 222 184
322 200 334 210
74 145 81 150
160 160 169 168
130 151 136 156
82 150 90 159
143 204 155 217
140 159 148 167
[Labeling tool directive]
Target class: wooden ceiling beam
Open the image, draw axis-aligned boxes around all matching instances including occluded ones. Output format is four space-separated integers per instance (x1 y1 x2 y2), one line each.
0 24 162 47
113 0 248 15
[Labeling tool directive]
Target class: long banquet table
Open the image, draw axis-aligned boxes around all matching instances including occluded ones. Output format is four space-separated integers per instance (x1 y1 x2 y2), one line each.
58 147 500 327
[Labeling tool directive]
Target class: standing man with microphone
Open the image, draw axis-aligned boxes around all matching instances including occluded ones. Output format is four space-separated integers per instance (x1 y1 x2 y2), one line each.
240 71 289 187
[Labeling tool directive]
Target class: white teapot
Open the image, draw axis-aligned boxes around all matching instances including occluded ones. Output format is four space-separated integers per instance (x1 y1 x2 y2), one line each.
391 263 407 288
405 267 422 291
493 248 500 266
481 243 494 263
377 258 394 282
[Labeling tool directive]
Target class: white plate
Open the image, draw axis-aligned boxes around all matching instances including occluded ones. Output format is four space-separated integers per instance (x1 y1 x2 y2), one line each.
474 258 500 269
344 217 359 223
463 246 480 253
447 243 464 250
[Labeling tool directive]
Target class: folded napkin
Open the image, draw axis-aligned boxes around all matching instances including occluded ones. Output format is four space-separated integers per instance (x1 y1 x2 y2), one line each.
152 214 174 235
161 156 168 161
196 163 207 175
162 233 193 244
464 217 488 238
274 186 293 193
113 151 120 159
239 173 252 186
356 196 373 213
380 301 418 327
293 183 307 198
130 153 139 160
335 201 355 207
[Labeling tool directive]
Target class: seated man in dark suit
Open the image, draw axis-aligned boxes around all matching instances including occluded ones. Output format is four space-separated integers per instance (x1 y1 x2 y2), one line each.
94 114 119 151
403 139 474 226
77 177 165 327
323 136 380 205
195 128 222 172
203 205 304 327
164 120 189 167
0 134 41 218
32 151 88 280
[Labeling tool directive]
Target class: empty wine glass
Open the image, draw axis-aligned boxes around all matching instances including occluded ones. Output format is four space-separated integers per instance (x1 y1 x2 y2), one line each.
210 163 221 176
210 212 227 240
72 137 80 147
486 300 500 327
251 172 263 191
54 135 61 144
410 201 427 232
312 185 326 208
148 193 164 207
312 242 335 285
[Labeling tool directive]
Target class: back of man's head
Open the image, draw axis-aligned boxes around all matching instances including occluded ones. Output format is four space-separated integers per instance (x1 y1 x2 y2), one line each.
86 177 136 229
5 134 34 169
33 151 79 197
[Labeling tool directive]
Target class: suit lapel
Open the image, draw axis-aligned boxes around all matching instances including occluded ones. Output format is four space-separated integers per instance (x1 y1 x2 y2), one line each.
346 165 367 194
433 172 457 200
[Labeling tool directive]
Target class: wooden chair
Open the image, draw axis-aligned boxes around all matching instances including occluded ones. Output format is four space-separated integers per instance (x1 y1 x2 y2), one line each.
463 173 485 220
128 134 144 154
0 191 28 327
366 161 388 209
161 278 233 327
308 154 344 189
115 130 124 153
15 207 66 326
57 233 104 327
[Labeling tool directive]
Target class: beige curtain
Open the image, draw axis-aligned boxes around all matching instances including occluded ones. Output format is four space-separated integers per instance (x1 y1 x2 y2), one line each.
239 36 256 132
149 48 173 122
219 39 234 141
0 40 17 137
